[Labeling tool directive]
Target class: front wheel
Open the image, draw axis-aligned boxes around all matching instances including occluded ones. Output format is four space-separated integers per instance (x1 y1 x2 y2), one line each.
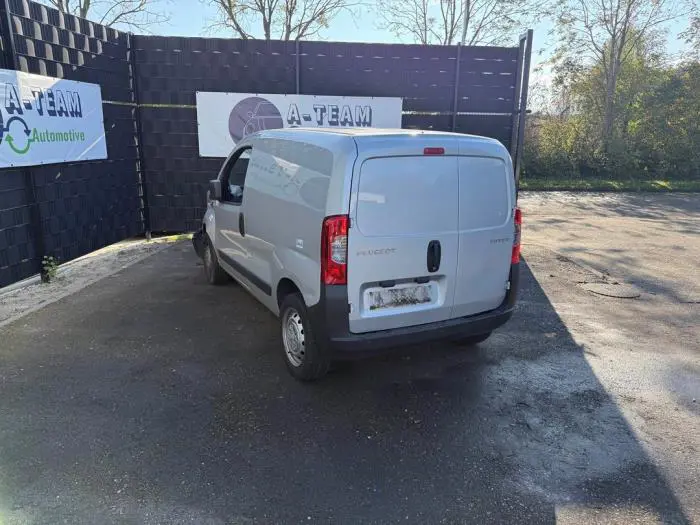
279 293 330 381
452 331 492 347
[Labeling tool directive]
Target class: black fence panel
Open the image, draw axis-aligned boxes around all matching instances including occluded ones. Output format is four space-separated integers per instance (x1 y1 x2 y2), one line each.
402 113 453 132
31 103 142 263
456 46 519 113
454 114 515 149
0 168 39 286
135 37 297 105
139 106 219 232
300 41 458 113
0 0 142 286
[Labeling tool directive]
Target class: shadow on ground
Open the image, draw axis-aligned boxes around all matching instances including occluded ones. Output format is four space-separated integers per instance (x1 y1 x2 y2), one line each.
0 245 690 523
523 192 700 221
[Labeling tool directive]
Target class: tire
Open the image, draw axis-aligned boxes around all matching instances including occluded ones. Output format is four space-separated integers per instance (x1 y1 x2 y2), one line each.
279 293 330 381
453 331 492 347
203 234 228 285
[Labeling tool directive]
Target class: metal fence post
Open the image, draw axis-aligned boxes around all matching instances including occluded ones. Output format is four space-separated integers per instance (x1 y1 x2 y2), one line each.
295 38 301 94
510 34 527 166
0 0 47 277
128 33 151 239
513 29 533 190
451 42 462 132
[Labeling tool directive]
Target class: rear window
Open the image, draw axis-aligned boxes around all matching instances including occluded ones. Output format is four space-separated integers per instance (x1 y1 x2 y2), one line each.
457 157 511 230
355 156 459 237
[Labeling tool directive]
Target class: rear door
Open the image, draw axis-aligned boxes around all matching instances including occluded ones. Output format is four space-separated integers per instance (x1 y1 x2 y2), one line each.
347 137 460 334
451 153 515 318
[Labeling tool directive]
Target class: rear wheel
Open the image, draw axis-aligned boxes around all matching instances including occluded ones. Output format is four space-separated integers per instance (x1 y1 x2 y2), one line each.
453 331 492 347
280 293 330 381
203 235 228 285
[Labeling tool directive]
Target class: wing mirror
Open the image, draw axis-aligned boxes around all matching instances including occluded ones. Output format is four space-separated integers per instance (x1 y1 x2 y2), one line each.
208 179 222 201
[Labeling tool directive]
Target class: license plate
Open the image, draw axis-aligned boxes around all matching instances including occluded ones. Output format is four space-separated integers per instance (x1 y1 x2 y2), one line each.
367 283 433 311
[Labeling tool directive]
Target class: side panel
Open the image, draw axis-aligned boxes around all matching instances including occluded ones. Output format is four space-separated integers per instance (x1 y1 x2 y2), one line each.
243 136 351 309
451 155 515 319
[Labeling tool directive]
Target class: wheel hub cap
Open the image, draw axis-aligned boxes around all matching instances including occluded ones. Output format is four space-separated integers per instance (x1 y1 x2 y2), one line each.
283 309 305 367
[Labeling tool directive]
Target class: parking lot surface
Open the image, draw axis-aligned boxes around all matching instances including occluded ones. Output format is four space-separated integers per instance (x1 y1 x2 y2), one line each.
0 192 698 524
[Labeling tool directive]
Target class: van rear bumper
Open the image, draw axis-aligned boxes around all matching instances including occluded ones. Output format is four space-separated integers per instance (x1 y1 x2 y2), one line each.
309 264 519 357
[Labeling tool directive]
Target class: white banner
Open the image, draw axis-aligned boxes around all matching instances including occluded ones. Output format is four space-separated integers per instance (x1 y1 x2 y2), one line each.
196 92 403 157
0 69 107 168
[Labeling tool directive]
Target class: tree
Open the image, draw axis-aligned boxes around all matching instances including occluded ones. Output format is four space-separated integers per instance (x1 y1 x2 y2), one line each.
375 0 548 46
38 0 168 30
526 25 700 183
553 0 697 150
627 62 700 178
206 0 357 40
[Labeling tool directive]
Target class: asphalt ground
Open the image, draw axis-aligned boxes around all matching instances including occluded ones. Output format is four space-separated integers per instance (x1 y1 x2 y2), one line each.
0 192 698 524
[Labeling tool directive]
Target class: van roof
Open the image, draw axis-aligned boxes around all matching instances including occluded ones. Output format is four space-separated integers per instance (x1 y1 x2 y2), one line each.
290 127 446 137
259 127 500 142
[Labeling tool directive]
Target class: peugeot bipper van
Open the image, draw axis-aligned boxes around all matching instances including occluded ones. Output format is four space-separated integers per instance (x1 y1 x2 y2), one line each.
193 128 521 381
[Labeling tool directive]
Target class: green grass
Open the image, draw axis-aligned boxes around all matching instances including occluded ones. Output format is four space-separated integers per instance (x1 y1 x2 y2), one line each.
520 178 700 192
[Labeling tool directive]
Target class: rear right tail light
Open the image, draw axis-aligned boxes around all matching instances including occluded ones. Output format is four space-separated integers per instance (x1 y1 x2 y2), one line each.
512 207 522 264
321 215 348 285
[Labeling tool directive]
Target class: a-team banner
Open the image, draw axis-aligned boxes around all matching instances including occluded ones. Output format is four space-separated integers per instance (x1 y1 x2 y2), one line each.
0 69 107 168
196 92 403 157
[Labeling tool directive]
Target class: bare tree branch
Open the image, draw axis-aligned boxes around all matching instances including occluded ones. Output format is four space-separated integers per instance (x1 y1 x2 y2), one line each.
38 0 169 30
205 0 357 40
680 15 700 57
377 0 551 47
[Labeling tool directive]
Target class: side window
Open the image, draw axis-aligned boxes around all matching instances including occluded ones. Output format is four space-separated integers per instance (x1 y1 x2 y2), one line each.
222 148 252 204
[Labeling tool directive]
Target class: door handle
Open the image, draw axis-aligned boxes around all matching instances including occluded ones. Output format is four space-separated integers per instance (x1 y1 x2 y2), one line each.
239 213 245 237
427 240 441 273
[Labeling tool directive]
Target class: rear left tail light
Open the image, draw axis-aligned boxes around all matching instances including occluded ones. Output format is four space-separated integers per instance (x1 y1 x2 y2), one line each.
321 215 348 285
512 207 522 264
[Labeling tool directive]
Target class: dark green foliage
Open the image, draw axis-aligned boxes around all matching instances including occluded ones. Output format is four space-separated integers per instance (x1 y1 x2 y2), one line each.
525 23 700 187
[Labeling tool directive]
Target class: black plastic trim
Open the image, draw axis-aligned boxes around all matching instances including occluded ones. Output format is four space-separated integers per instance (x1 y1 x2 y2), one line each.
427 240 441 273
308 263 520 357
192 226 206 258
217 249 272 296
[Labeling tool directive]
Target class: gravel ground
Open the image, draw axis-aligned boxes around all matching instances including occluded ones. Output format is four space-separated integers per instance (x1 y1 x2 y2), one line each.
0 192 697 524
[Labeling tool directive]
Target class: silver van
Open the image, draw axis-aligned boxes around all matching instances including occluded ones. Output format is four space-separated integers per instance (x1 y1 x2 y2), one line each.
193 128 521 380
